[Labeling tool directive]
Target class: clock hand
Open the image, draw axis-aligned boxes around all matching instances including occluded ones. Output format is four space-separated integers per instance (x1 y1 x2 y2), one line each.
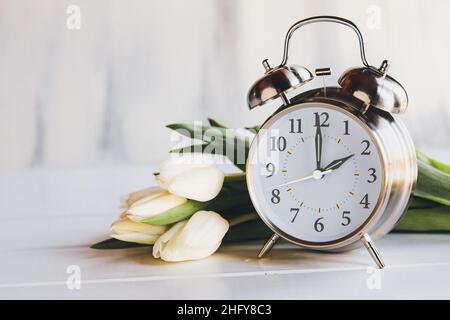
322 154 355 172
314 114 322 170
276 173 314 188
275 169 332 188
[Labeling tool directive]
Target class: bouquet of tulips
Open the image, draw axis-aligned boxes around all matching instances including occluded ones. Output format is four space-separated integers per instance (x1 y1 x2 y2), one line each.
92 119 450 262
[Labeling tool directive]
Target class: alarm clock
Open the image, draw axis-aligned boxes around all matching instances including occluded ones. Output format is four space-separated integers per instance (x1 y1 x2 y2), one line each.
246 16 417 268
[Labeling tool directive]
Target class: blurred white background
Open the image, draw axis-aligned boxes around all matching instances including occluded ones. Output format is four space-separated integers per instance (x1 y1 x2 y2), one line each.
1 0 449 170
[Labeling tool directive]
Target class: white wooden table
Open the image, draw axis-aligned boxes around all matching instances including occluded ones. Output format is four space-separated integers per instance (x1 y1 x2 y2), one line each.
1 151 450 299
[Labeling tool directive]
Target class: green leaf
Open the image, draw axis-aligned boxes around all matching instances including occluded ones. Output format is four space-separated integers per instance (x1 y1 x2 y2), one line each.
167 122 251 171
414 153 450 206
417 150 450 174
169 143 209 154
395 206 450 232
166 123 227 144
409 196 440 209
244 124 261 133
90 238 150 250
169 143 249 172
208 118 228 128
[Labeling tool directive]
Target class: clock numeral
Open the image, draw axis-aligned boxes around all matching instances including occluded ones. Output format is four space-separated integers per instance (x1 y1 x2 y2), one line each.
270 136 287 151
341 211 351 226
265 163 276 178
290 208 300 223
343 120 350 135
360 193 371 209
367 168 377 183
271 189 281 204
314 217 324 232
289 118 303 133
361 140 371 155
314 112 330 127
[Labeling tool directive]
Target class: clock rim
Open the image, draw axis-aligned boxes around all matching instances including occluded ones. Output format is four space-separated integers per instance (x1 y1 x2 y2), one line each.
246 101 389 250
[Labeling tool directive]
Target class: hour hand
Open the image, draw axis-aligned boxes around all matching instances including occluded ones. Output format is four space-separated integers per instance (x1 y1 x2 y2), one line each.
323 154 354 172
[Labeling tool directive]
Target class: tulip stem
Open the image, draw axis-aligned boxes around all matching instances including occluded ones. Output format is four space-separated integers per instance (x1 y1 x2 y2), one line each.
140 189 252 226
224 172 246 183
229 212 259 227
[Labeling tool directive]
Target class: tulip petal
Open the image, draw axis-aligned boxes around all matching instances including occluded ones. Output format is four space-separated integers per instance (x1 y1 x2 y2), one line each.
167 167 224 201
110 218 169 245
127 192 187 218
119 211 128 219
157 159 214 185
111 233 159 245
156 158 225 201
120 187 167 209
176 211 229 247
153 221 187 259
111 218 168 235
160 241 221 262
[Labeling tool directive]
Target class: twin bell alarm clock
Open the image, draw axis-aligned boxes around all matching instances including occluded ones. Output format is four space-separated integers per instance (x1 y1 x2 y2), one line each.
245 16 417 268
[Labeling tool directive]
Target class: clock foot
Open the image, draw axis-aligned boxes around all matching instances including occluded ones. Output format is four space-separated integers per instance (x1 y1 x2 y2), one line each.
361 233 385 269
258 234 280 258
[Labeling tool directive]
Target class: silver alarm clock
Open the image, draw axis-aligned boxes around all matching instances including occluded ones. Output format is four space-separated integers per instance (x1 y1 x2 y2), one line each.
246 16 417 268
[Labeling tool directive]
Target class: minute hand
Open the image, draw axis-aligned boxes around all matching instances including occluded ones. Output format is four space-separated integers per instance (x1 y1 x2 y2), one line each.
323 154 355 172
314 118 322 170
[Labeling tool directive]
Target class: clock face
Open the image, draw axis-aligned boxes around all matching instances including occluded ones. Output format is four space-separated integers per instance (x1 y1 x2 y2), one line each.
247 102 385 245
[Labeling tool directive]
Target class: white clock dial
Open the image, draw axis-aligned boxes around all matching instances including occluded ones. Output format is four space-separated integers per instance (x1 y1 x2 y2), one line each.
247 103 385 245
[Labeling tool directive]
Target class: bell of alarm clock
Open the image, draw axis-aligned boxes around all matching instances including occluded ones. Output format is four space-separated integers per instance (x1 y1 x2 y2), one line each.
247 63 313 109
245 16 417 269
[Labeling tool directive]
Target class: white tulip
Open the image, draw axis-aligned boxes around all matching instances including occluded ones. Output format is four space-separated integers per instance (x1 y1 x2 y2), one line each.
110 218 169 245
156 159 224 202
153 211 229 262
122 187 187 222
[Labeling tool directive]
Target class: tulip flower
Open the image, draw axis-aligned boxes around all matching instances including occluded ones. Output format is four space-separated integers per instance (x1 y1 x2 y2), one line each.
110 218 169 245
156 159 224 202
122 187 187 222
153 210 229 262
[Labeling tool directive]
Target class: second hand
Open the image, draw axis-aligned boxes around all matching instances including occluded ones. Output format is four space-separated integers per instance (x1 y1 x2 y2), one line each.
276 169 332 188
